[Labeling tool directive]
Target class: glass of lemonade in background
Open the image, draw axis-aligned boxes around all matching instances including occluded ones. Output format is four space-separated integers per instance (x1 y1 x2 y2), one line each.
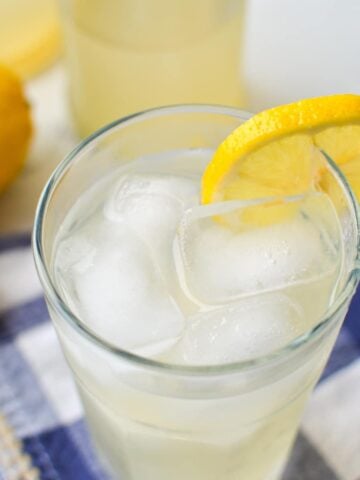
59 0 246 137
0 0 60 77
34 106 359 480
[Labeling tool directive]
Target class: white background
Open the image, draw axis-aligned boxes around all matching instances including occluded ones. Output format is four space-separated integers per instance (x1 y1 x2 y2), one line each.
245 0 360 111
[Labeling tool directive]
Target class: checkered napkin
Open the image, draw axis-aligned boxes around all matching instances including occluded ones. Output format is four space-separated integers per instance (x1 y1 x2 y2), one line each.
0 234 359 480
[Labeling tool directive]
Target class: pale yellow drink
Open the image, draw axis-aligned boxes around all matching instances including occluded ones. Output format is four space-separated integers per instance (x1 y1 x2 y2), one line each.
51 151 349 480
0 0 60 77
34 106 359 480
60 0 246 136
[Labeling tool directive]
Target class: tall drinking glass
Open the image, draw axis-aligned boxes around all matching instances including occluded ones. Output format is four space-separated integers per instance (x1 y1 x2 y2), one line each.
33 106 359 480
59 0 246 136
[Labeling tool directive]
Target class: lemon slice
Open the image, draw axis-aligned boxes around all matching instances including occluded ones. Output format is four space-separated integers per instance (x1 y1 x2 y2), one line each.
202 95 360 212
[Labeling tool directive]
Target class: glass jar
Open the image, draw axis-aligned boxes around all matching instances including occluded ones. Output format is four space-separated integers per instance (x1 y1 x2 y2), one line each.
59 0 247 136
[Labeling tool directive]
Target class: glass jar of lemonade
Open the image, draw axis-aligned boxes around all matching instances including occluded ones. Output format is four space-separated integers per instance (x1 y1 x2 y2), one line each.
59 0 247 136
0 0 61 78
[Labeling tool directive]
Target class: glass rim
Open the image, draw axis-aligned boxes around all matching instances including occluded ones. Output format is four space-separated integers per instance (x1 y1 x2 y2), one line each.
32 104 360 377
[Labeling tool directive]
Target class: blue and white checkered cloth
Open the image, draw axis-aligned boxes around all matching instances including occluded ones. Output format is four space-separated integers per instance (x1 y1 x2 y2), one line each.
0 233 359 480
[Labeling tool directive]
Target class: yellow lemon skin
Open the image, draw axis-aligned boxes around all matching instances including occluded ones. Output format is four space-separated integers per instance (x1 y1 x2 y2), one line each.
0 65 32 194
202 94 360 206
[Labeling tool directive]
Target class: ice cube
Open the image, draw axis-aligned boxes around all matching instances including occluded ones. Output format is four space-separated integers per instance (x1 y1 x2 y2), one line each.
175 192 342 306
54 234 96 275
168 293 304 365
56 227 185 353
104 173 198 275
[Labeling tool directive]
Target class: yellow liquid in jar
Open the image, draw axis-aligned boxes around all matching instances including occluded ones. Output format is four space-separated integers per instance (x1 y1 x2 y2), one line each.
61 0 246 137
0 0 61 78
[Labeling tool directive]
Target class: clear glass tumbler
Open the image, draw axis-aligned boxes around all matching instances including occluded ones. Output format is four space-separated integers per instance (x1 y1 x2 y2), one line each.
33 105 360 480
59 0 246 136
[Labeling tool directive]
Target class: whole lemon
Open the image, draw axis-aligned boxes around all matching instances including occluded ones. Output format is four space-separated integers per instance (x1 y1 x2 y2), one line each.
0 65 32 193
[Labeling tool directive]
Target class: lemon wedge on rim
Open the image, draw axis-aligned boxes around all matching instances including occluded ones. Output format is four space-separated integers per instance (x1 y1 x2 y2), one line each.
202 95 360 213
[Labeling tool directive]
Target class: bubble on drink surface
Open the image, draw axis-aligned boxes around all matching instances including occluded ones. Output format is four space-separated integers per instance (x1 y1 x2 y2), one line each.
168 293 304 365
55 224 185 353
104 173 198 276
175 192 342 307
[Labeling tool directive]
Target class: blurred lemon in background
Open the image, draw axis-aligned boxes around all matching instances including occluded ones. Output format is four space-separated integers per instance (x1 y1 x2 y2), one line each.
0 65 32 193
0 0 60 78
